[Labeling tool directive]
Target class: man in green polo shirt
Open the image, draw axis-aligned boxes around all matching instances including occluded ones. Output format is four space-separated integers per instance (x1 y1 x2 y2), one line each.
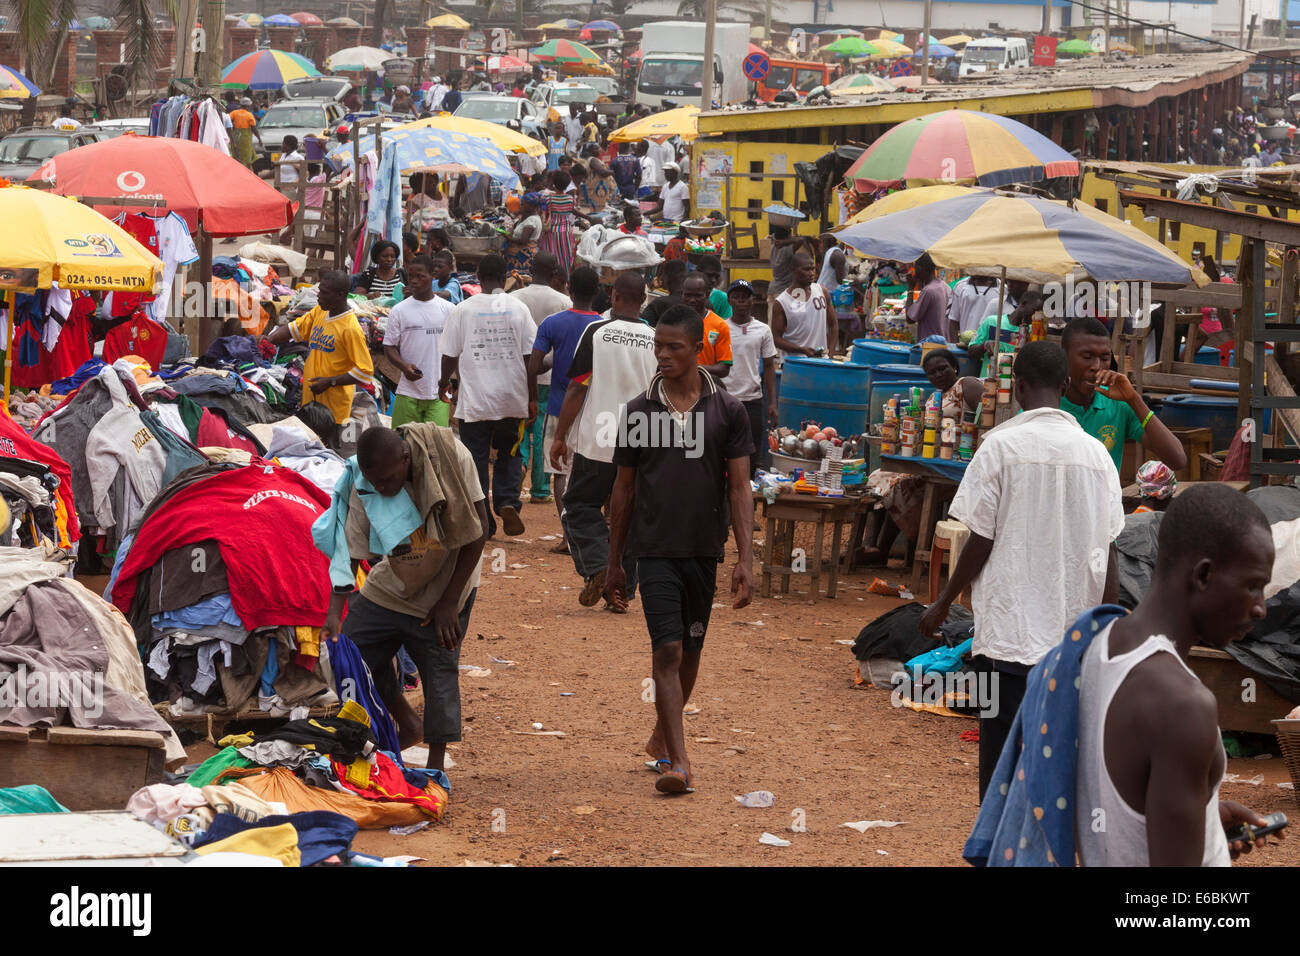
1059 317 1187 474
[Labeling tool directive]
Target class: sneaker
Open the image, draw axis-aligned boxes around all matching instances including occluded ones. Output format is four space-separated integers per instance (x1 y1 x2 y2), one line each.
579 570 606 607
530 494 553 504
500 505 525 536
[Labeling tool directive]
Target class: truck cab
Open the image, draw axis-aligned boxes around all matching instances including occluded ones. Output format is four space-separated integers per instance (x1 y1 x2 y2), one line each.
635 20 751 109
756 59 833 102
958 37 1029 77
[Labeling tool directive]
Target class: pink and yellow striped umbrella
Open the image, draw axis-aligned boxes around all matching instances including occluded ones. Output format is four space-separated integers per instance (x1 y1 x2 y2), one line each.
845 109 1080 189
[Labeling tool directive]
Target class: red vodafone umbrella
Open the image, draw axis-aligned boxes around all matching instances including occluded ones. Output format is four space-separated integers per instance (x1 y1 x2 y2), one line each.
29 136 295 237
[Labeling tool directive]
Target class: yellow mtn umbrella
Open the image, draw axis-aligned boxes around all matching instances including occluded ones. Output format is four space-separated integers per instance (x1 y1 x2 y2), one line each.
938 34 973 47
392 114 548 158
609 106 700 143
870 38 913 57
843 184 981 225
426 13 470 28
0 183 162 399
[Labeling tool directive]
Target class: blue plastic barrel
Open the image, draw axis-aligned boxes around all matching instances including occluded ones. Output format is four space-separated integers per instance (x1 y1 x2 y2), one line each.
867 362 930 397
1194 345 1219 366
850 338 912 368
1159 394 1268 450
777 358 872 436
909 343 979 378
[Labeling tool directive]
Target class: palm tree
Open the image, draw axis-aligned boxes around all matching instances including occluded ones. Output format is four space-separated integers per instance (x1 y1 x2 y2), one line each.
12 0 177 92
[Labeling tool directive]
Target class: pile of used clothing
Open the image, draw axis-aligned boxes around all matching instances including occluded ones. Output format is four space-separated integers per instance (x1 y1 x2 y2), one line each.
175 703 449 832
107 461 338 718
0 545 186 765
6 389 64 430
0 411 78 550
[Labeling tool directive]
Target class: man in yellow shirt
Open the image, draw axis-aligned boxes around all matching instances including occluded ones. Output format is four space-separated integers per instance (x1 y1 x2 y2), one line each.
267 271 374 425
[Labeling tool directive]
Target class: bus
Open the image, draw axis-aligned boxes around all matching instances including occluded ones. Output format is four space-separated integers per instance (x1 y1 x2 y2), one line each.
755 58 834 101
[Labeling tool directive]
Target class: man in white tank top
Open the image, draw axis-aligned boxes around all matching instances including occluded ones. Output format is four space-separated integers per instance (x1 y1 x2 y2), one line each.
771 251 837 375
1076 484 1279 866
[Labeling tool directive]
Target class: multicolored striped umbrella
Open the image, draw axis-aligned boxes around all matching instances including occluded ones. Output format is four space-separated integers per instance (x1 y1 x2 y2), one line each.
581 19 621 32
220 49 321 89
0 65 41 99
836 191 1192 285
539 19 583 29
241 12 263 26
845 109 1080 189
529 38 603 64
828 72 896 95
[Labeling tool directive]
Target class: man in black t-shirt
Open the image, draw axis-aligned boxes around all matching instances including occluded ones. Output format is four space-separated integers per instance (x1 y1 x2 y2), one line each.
605 304 755 795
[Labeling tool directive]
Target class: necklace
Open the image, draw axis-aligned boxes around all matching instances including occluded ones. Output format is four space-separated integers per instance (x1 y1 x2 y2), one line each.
661 383 698 424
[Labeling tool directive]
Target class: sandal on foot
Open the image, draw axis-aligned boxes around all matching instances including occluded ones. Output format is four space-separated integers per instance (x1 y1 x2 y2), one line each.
655 768 694 794
644 758 672 773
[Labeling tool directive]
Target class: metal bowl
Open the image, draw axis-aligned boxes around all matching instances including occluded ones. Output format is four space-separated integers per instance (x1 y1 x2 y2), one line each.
800 438 822 459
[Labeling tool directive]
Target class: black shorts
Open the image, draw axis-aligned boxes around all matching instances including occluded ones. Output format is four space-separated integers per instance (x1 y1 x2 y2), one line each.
343 590 476 745
637 556 719 652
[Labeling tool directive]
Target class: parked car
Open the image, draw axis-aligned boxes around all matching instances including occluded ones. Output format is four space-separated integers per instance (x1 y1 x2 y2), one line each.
84 117 151 139
256 76 352 157
454 92 546 138
2 126 103 182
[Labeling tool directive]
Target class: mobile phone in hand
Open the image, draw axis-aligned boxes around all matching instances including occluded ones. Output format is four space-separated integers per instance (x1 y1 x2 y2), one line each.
1225 811 1287 844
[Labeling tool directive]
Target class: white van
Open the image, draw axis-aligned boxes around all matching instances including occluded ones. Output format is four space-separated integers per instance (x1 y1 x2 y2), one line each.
959 37 1029 77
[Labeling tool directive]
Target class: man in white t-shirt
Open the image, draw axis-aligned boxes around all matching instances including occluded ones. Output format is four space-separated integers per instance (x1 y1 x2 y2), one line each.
511 252 572 504
549 271 655 609
439 253 537 538
657 163 690 222
919 341 1124 800
720 280 777 476
647 137 676 186
385 255 455 428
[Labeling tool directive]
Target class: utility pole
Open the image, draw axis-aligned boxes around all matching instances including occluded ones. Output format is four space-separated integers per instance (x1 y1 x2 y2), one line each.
199 0 226 88
1043 0 1051 35
516 0 524 45
921 0 931 87
1240 0 1247 48
1103 0 1110 53
702 0 716 110
765 0 772 39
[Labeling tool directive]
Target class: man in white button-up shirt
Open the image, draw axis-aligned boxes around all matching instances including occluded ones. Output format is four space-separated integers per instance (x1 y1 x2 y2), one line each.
920 341 1124 799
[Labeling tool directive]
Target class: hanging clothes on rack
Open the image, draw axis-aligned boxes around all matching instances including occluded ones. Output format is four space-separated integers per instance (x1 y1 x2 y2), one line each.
108 211 199 325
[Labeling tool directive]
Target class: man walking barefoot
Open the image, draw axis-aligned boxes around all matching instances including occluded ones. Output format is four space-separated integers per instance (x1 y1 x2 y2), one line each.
605 304 755 794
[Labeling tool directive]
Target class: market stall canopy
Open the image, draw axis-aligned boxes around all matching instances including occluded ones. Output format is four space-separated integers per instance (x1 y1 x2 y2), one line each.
327 16 361 26
845 109 1080 189
829 72 897 95
241 12 264 25
609 106 701 143
0 181 162 292
426 13 470 28
263 13 299 27
481 54 530 73
290 11 323 26
1058 38 1100 57
822 36 879 58
818 27 863 36
844 184 979 225
328 125 519 188
872 30 904 41
530 38 604 66
393 114 547 158
912 42 956 58
327 46 391 72
32 136 296 237
581 20 621 33
836 191 1192 285
938 34 973 47
868 38 913 57
221 49 321 89
0 65 41 99
539 19 583 29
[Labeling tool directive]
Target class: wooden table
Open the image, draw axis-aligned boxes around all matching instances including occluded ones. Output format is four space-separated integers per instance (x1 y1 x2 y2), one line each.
755 491 869 599
876 454 968 592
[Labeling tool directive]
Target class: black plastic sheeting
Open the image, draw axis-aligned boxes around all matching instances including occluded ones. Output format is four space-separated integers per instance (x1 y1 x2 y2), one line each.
1114 486 1300 703
852 602 972 663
